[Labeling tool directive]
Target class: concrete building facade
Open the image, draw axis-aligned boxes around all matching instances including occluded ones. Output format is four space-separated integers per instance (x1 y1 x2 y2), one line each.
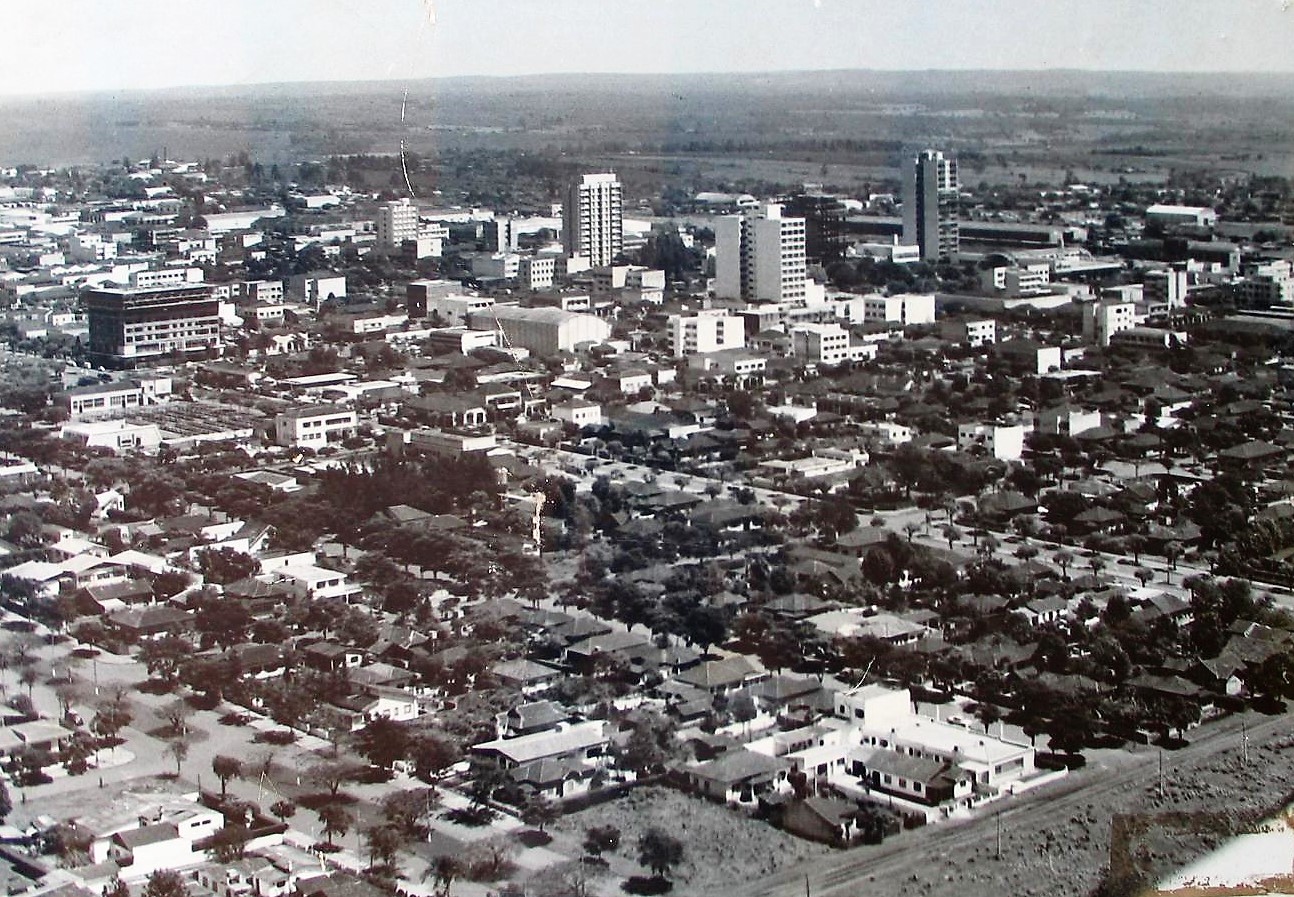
84 284 222 364
715 203 808 304
562 173 623 268
902 149 959 262
668 311 746 357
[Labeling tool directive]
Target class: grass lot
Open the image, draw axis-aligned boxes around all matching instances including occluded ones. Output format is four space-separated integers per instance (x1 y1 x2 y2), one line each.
552 787 831 895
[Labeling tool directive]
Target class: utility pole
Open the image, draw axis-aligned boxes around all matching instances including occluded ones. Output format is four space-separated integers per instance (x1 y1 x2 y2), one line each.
1158 749 1165 799
1242 719 1250 766
996 809 1003 860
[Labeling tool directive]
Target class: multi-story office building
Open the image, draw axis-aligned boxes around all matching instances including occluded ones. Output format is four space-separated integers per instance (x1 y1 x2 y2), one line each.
406 279 463 318
288 272 348 306
902 150 959 262
376 198 419 249
783 194 848 266
1083 299 1139 347
562 173 623 268
790 322 875 366
84 284 222 365
519 255 557 291
715 203 808 304
1235 260 1294 307
274 406 359 448
1142 268 1189 310
667 311 746 357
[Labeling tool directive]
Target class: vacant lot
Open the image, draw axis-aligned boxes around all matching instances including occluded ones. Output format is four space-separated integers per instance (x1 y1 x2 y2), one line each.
552 787 831 895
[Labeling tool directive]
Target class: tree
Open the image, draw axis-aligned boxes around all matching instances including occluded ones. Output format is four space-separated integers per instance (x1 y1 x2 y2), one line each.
428 855 462 896
520 794 560 833
210 824 252 863
138 636 189 685
356 717 411 770
318 803 354 848
729 691 758 734
159 698 194 738
212 755 242 797
681 604 728 655
410 732 460 783
167 738 190 777
638 828 685 881
942 524 962 549
143 870 187 897
0 780 10 822
584 824 621 858
194 597 253 649
381 787 438 837
365 823 405 872
309 758 363 797
18 667 37 700
270 799 296 822
196 548 260 586
1165 541 1183 582
92 696 133 744
1054 550 1074 579
54 681 84 719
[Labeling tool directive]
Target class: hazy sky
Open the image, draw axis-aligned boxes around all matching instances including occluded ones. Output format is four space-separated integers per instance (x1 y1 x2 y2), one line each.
6 0 1294 95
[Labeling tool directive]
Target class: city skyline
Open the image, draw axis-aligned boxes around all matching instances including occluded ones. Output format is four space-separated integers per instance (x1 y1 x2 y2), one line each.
4 0 1294 97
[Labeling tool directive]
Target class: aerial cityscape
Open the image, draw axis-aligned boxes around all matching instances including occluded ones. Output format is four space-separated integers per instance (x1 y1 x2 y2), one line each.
3 3 1294 897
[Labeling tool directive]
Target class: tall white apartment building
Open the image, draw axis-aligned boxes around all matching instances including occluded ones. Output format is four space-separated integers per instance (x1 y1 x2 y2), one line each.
667 311 746 357
902 150 959 262
376 198 419 249
562 173 623 268
714 203 808 303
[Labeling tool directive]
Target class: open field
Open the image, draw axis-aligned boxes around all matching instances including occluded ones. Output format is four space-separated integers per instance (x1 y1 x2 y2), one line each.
6 70 1294 188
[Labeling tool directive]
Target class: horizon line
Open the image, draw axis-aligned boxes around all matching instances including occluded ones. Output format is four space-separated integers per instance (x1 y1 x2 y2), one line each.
4 66 1294 101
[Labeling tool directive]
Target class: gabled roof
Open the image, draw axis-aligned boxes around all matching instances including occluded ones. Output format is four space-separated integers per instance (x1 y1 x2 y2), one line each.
473 721 607 765
688 749 790 786
113 822 179 849
674 655 763 691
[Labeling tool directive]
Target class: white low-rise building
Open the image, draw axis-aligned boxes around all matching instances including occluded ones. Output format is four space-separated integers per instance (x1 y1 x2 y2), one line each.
273 405 358 447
